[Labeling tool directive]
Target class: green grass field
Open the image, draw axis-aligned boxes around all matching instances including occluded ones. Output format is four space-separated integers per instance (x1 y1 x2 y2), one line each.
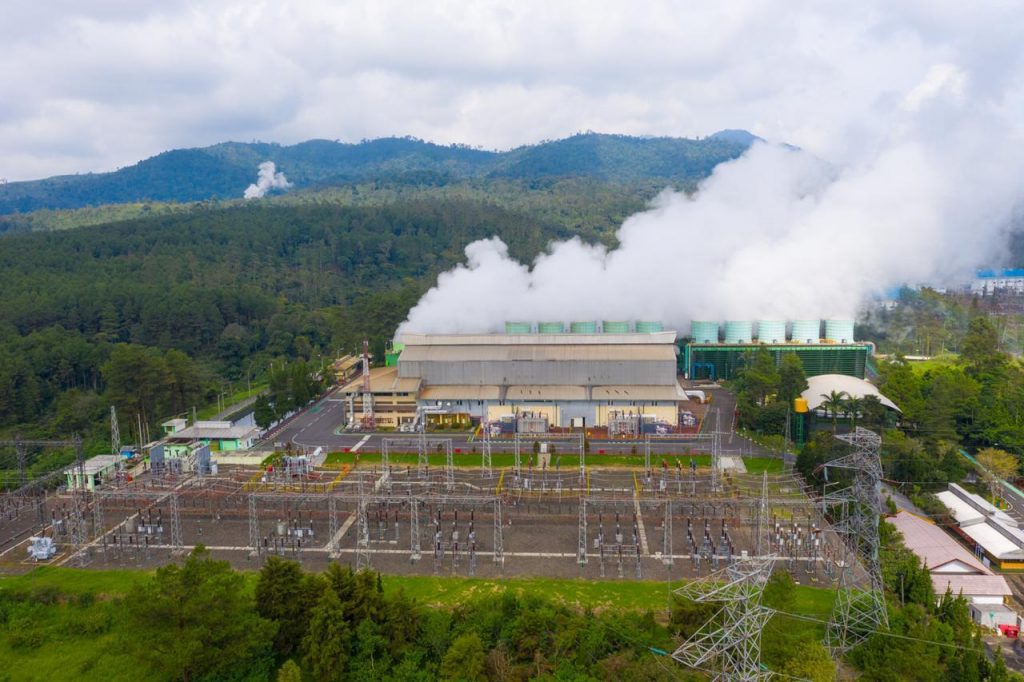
324 451 786 474
0 566 833 680
195 383 267 420
0 565 832 614
906 353 959 375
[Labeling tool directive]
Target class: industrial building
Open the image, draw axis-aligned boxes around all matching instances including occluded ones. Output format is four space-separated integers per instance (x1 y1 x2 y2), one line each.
683 318 873 380
937 483 1024 570
337 321 690 432
65 455 120 492
396 322 686 432
337 366 421 428
162 418 260 452
889 510 1016 629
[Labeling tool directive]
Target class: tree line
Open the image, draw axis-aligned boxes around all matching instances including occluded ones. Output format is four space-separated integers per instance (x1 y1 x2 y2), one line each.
0 198 566 449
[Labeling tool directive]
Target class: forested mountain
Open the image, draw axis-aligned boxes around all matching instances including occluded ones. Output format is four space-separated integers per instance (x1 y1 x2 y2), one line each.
0 132 753 215
0 198 571 444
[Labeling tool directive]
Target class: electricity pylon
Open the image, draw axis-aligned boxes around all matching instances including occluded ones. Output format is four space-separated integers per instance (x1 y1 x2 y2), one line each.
822 427 888 654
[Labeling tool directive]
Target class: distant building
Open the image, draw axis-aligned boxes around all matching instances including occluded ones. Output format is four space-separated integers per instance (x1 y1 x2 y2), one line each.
971 268 1024 296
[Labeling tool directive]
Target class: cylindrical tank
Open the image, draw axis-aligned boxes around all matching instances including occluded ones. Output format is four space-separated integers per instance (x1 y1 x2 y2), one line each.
537 321 565 334
602 320 631 334
723 320 753 344
790 319 821 344
570 321 598 334
793 397 809 413
635 321 664 333
756 320 786 344
504 321 532 334
824 318 855 343
690 321 720 344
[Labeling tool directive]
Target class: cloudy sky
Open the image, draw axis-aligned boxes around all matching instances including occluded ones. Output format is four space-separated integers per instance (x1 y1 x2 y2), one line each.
3 0 1023 181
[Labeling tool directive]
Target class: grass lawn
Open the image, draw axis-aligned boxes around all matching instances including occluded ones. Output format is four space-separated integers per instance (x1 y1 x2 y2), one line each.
324 451 784 476
195 383 267 420
0 566 834 616
0 566 834 680
743 457 786 474
906 353 959 375
324 451 716 469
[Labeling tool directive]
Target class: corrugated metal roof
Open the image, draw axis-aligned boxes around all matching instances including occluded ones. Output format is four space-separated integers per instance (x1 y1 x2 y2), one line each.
399 344 676 362
339 367 421 394
889 511 990 574
332 355 361 372
592 384 687 400
801 374 901 412
932 574 1012 597
400 332 678 346
960 522 1024 559
506 385 588 400
419 385 502 400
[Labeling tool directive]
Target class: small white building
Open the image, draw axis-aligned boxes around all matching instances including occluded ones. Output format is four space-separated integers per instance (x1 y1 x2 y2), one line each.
66 455 120 492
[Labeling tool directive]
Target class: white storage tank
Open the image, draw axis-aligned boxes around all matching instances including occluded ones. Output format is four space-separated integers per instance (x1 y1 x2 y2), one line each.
756 320 786 344
723 320 753 344
824 319 855 343
790 319 821 344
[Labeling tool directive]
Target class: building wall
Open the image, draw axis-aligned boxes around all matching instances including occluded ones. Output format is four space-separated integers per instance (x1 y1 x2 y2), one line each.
481 401 678 427
401 359 676 386
596 404 678 426
686 344 870 380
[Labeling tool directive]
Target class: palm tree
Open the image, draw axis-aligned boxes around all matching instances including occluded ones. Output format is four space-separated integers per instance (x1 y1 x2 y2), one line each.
843 396 865 432
819 390 849 435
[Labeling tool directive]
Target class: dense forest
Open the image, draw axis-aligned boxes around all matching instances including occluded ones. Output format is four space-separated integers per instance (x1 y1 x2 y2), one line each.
0 197 569 449
0 132 753 215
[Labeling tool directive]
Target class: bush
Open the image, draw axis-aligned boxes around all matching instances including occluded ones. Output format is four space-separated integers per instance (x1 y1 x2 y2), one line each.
61 609 111 636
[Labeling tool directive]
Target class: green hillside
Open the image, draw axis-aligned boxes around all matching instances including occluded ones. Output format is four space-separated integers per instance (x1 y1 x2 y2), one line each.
0 132 752 216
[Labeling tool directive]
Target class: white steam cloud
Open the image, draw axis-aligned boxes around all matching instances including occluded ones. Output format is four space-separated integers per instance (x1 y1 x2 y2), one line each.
399 64 1024 336
243 161 292 199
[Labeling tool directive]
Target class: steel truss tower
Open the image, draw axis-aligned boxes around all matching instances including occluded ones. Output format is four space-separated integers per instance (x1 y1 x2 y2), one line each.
822 427 888 654
672 554 777 681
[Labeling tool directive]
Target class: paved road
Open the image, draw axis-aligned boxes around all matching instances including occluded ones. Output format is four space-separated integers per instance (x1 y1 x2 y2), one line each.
261 384 788 462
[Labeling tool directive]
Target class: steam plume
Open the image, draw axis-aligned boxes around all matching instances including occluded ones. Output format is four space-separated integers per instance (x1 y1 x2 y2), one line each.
243 161 291 199
399 64 1024 336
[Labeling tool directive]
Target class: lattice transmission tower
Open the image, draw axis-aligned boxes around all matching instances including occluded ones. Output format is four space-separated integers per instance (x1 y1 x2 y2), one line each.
822 427 888 654
672 554 777 680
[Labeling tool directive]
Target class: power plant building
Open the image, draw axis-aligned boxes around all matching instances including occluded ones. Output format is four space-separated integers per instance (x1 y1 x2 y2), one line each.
394 326 686 430
683 318 873 381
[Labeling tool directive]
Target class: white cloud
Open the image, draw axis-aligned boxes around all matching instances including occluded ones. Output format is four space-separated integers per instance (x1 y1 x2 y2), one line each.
0 1 1021 179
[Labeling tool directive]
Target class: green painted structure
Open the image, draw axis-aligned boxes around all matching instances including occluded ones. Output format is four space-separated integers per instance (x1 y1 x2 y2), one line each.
602 320 631 333
385 342 405 367
683 343 871 380
504 321 533 334
538 321 566 334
